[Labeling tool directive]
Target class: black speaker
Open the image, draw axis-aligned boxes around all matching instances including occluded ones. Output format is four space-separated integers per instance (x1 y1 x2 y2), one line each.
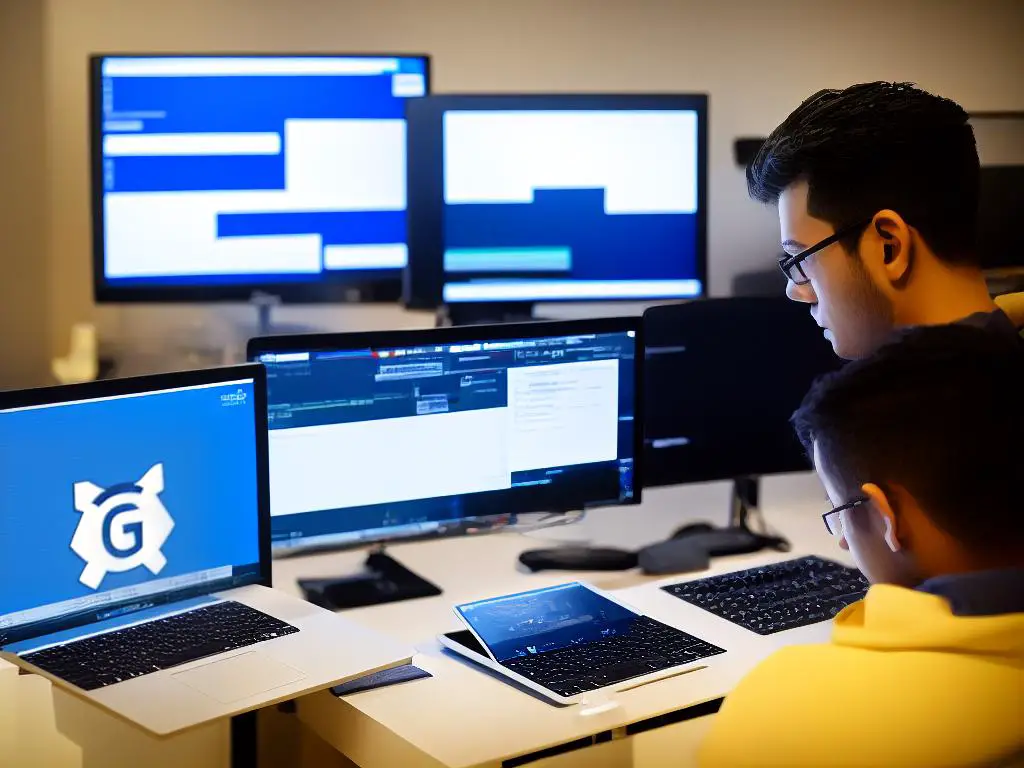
734 137 766 167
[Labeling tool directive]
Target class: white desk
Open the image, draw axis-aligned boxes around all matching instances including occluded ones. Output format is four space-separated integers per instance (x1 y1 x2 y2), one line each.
271 473 846 768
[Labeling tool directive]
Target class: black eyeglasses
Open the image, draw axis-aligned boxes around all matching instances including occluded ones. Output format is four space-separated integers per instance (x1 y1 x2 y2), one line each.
822 498 867 537
778 218 872 285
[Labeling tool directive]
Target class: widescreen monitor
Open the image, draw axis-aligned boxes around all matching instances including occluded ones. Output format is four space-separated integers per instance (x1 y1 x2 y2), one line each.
643 298 840 488
405 94 708 309
90 53 430 303
248 318 642 554
971 114 1024 272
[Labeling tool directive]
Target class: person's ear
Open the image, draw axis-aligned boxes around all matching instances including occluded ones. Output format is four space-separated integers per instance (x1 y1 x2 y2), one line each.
861 482 901 552
870 211 913 286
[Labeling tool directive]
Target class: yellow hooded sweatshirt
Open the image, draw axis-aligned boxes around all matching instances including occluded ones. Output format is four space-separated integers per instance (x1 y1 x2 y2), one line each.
699 584 1024 768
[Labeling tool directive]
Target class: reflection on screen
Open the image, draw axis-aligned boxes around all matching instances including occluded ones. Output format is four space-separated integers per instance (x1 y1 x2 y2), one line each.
457 582 637 662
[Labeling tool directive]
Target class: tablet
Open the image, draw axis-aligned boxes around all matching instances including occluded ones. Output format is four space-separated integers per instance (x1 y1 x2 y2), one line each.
442 582 725 705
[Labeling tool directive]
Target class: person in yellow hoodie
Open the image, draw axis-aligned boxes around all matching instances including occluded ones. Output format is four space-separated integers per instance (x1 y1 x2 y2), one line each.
699 324 1024 768
746 81 1023 359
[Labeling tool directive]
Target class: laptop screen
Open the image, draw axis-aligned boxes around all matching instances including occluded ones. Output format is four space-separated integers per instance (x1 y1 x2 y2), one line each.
456 582 638 663
0 378 262 646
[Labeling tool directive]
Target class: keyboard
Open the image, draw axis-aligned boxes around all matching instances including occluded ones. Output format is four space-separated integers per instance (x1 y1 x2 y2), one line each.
662 555 869 635
501 615 724 698
21 601 299 691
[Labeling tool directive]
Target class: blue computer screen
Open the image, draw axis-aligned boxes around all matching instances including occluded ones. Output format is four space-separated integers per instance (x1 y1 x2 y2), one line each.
96 55 427 287
0 379 261 645
441 108 703 302
256 328 637 551
457 583 638 662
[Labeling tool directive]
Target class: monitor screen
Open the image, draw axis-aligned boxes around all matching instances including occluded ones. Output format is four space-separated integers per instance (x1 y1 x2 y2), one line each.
404 95 707 308
643 298 840 487
250 319 641 553
970 114 1024 271
0 376 263 646
91 54 430 302
456 582 637 662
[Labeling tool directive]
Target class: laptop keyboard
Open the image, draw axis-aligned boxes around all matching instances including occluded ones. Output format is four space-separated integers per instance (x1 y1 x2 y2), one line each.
662 555 869 635
501 616 724 698
21 601 299 691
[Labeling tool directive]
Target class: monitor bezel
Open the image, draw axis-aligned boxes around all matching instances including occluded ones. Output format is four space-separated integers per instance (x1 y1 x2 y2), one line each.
0 364 271 646
248 316 645 551
403 93 709 309
89 52 432 305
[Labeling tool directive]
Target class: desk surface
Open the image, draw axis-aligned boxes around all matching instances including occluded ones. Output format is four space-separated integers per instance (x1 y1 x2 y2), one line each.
273 473 847 768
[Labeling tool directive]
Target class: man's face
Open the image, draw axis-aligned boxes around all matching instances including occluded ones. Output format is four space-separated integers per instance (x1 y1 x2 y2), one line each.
813 441 915 586
778 181 894 359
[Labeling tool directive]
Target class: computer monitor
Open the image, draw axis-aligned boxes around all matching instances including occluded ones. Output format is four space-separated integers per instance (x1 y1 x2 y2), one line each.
90 53 430 311
404 94 708 319
643 298 839 489
248 317 641 607
0 366 268 647
569 297 840 565
970 114 1024 273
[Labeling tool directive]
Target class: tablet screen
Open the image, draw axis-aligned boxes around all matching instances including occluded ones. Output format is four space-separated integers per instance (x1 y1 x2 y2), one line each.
455 582 638 662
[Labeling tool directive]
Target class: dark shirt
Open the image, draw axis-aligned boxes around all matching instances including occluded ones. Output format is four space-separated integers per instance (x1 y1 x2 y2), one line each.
917 310 1024 617
958 308 1022 342
917 569 1024 617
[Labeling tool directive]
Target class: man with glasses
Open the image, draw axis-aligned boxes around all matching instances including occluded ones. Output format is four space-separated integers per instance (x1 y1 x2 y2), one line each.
700 324 1024 767
747 81 1022 359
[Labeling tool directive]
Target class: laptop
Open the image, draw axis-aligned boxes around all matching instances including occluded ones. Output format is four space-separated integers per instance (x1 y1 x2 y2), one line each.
439 582 727 706
0 365 412 735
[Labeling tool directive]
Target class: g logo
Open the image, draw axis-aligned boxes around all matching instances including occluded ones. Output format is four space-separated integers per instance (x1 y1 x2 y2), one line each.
101 502 145 558
70 464 175 590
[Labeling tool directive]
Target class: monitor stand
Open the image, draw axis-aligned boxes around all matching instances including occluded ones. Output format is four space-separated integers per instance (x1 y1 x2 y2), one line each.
436 302 539 327
666 476 792 557
297 548 442 610
247 292 319 338
515 478 791 574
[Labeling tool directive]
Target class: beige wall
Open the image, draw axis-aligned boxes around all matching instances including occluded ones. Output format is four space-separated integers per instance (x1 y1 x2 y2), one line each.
0 0 49 388
32 0 1024 366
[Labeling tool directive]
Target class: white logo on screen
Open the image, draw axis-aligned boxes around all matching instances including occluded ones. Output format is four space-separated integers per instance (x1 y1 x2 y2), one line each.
220 388 248 407
70 463 175 590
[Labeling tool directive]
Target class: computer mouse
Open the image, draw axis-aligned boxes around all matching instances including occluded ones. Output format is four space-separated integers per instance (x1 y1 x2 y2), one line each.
637 539 710 576
518 546 638 572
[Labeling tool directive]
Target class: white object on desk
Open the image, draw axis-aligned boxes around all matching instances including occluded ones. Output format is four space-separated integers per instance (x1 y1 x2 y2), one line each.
51 323 99 384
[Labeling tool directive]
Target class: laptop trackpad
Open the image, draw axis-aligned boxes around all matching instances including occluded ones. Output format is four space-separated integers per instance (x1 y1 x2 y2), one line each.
172 651 305 704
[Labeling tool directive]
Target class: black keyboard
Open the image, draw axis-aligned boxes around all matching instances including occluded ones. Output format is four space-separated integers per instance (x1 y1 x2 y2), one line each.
21 601 299 691
502 616 724 698
662 555 869 635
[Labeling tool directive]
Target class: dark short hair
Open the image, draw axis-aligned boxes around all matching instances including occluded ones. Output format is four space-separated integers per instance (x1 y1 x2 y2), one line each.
748 81 980 263
792 325 1023 553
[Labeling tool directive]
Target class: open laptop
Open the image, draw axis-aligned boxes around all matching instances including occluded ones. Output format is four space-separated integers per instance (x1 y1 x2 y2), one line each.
0 365 412 735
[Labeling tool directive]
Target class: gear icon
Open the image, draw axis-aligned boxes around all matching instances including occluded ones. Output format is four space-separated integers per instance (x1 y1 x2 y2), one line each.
70 463 175 590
